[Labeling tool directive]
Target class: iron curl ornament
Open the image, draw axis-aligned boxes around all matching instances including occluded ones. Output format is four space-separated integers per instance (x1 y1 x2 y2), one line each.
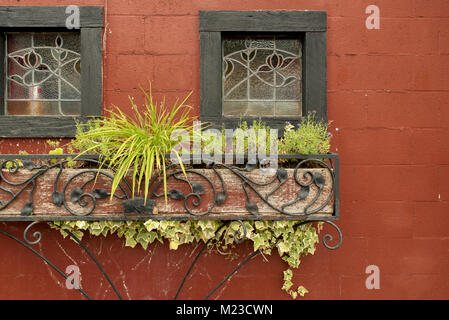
0 153 341 249
0 155 133 220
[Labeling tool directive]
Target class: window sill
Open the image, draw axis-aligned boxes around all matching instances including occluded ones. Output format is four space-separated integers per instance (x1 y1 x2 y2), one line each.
0 116 97 138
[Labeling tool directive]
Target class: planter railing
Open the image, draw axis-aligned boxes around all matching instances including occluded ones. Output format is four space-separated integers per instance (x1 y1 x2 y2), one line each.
0 153 341 300
0 153 339 221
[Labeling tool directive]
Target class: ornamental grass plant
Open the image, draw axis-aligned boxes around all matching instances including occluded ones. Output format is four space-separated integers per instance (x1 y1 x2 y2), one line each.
72 85 194 204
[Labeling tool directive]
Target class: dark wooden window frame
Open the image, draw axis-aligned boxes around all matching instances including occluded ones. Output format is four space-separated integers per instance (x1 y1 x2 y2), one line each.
0 6 103 138
199 10 327 131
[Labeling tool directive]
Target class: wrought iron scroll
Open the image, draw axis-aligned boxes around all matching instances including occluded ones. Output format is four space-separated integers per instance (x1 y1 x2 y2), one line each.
0 154 339 221
147 155 339 220
0 155 132 219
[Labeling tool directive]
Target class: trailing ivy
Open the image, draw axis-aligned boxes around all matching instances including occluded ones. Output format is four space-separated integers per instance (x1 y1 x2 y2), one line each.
49 219 322 299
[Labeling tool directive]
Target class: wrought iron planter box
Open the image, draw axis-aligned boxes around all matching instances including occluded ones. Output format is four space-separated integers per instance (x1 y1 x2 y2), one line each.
0 154 339 222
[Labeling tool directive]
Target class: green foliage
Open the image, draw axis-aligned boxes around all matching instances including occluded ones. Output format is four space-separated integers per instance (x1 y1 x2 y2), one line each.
279 112 332 155
48 147 64 163
72 120 112 156
201 119 274 156
46 140 77 167
4 151 29 169
71 86 195 204
202 115 331 158
50 219 320 298
282 269 309 299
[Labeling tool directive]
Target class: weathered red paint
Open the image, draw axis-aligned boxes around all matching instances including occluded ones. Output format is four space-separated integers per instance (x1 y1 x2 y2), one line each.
0 0 448 300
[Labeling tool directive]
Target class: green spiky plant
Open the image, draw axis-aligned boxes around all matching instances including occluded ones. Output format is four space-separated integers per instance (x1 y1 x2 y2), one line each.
72 85 194 205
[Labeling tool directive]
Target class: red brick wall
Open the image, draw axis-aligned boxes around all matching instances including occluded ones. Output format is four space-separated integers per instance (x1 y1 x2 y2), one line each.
0 0 448 299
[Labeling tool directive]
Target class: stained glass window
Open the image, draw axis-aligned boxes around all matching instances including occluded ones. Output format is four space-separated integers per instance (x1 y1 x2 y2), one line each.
223 35 302 117
6 32 81 116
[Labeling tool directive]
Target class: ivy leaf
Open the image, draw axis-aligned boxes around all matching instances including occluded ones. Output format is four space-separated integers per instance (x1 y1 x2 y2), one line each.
282 279 293 292
298 286 309 297
22 160 35 170
144 220 160 232
101 228 109 237
92 188 108 199
252 234 265 251
283 269 293 280
70 187 83 203
168 189 185 200
135 232 150 250
297 185 310 200
277 241 291 255
229 221 242 231
202 228 217 240
71 230 84 241
20 202 34 216
52 191 63 207
125 235 137 248
289 290 298 299
89 222 105 236
90 227 103 236
191 182 204 195
169 240 180 250
148 231 159 244
75 221 88 229
216 191 227 205
314 173 325 189
125 228 136 239
246 201 259 215
255 221 267 231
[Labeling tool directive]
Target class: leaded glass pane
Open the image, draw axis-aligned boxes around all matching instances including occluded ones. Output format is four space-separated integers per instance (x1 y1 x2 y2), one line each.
5 32 81 116
223 35 302 117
